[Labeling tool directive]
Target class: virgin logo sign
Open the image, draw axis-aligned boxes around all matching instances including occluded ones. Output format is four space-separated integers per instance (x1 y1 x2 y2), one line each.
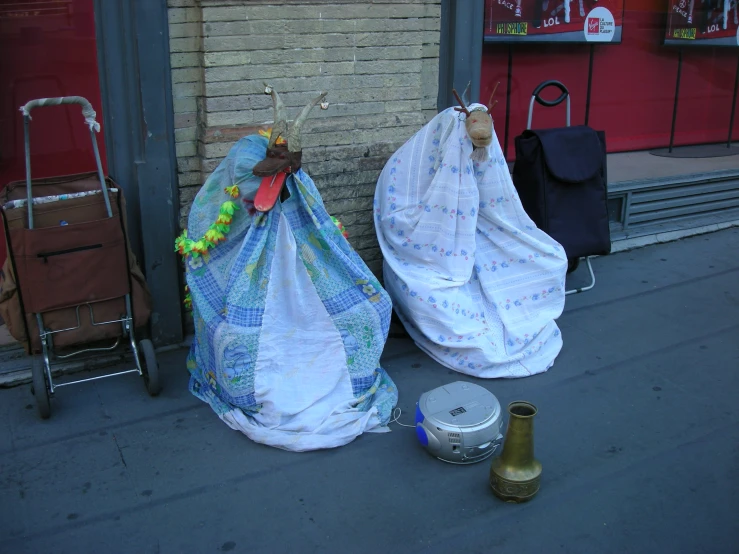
584 7 616 42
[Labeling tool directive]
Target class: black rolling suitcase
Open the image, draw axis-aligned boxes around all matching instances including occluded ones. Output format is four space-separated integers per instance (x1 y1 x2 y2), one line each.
512 80 610 293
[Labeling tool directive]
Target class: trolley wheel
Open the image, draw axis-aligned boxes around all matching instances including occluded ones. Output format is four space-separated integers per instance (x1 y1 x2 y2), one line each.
139 339 161 397
31 355 51 419
567 257 580 274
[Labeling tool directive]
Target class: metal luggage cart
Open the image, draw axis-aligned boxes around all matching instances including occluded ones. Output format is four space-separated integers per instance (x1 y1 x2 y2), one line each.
516 80 611 296
4 96 160 419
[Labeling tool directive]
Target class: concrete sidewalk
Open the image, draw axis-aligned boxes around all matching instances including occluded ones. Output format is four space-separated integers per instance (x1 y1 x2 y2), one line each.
1 228 738 554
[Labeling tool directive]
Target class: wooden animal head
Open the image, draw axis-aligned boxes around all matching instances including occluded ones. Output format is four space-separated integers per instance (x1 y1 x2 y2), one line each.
253 83 328 177
453 82 499 153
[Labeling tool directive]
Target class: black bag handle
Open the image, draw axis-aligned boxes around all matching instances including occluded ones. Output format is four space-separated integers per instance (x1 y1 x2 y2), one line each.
532 80 569 107
527 80 571 129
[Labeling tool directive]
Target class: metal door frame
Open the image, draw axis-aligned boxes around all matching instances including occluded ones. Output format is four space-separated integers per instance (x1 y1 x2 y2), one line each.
94 0 183 346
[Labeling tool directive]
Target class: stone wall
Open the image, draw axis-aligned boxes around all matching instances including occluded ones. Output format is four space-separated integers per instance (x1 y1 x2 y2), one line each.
168 0 441 276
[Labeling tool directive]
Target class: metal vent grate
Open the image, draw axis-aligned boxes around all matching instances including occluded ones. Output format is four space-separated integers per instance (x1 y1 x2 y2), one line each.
610 172 739 237
629 178 739 226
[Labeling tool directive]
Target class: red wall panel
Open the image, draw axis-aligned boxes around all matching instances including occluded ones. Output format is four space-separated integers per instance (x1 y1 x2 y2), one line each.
0 0 105 264
481 0 739 159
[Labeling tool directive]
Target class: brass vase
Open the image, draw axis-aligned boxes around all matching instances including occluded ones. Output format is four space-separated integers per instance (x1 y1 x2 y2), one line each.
489 401 542 503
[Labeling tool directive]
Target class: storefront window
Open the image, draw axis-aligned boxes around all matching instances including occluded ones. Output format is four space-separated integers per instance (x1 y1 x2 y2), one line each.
0 0 105 263
482 0 739 158
0 0 106 184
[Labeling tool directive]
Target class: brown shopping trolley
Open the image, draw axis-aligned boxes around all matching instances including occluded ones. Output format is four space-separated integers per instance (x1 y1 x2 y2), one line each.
0 96 161 419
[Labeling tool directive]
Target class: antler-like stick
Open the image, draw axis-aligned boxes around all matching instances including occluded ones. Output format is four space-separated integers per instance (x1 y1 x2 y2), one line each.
288 91 328 153
487 81 500 114
462 81 471 106
264 83 288 148
452 88 471 116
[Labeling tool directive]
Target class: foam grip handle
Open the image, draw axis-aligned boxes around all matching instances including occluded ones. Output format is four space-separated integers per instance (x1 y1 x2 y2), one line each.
532 80 569 107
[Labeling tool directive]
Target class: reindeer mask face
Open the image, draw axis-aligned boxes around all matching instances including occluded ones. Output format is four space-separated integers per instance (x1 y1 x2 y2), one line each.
464 110 493 148
252 84 328 178
252 144 301 178
453 82 499 162
251 84 328 211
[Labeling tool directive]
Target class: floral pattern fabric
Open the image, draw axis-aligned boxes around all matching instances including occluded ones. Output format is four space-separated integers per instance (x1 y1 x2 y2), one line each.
186 135 397 451
374 105 568 378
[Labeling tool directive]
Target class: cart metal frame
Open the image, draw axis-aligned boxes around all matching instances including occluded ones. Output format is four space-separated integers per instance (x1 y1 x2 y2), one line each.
525 81 597 296
16 96 160 419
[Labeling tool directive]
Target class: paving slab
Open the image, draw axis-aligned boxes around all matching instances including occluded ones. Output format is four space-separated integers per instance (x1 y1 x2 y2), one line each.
1 228 738 554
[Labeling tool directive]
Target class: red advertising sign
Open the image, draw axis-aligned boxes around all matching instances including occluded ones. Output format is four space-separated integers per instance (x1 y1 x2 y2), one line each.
484 0 625 43
664 0 739 46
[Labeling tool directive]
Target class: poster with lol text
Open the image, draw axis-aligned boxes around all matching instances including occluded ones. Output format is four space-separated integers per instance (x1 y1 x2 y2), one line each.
483 0 624 43
665 0 739 46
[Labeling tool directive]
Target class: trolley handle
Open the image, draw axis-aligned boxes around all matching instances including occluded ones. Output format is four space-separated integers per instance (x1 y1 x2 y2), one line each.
532 80 569 107
527 80 571 130
20 96 111 229
20 96 100 132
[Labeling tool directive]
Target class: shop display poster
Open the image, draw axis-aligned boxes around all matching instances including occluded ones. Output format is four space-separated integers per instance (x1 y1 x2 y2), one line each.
484 0 624 43
665 0 739 46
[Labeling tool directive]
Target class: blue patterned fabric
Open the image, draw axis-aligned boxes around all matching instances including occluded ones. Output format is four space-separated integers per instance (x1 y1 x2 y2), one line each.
184 135 397 450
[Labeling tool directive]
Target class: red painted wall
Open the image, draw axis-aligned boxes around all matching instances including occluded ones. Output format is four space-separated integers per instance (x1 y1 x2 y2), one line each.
0 0 106 264
482 0 739 159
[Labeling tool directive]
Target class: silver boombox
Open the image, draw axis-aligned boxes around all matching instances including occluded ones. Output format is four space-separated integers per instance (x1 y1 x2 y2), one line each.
415 381 504 464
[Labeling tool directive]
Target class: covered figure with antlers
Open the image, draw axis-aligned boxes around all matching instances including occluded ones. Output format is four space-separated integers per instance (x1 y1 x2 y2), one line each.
178 85 397 451
374 86 568 378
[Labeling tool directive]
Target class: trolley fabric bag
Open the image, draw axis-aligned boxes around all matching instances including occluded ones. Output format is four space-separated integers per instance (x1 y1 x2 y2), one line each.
513 125 610 260
0 95 161 419
0 172 152 354
512 79 611 262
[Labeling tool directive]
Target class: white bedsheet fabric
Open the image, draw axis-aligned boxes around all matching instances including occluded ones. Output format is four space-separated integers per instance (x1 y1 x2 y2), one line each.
374 105 568 378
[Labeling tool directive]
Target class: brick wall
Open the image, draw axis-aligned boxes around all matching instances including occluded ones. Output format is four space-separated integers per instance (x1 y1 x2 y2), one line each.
168 0 441 276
